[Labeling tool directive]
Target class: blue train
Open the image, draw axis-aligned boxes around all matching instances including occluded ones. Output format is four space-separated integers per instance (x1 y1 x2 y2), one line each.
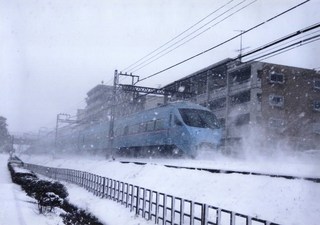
38 101 222 158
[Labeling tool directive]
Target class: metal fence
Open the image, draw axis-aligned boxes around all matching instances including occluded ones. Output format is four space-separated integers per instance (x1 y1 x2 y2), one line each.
23 163 279 225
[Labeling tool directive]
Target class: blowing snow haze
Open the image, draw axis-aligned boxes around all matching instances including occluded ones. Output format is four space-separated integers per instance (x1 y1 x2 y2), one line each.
0 0 320 133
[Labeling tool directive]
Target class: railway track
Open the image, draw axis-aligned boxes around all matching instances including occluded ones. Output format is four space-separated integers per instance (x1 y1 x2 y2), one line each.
119 160 320 183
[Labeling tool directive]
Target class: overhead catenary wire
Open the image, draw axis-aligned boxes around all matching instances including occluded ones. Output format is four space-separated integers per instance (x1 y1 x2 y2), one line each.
121 0 237 72
103 25 320 120
136 0 310 84
53 0 312 130
243 29 320 62
243 34 320 64
131 0 257 74
54 23 319 132
238 22 320 60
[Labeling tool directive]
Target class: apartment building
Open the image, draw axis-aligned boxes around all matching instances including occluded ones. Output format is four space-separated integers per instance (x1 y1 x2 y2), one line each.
164 59 320 149
80 84 164 123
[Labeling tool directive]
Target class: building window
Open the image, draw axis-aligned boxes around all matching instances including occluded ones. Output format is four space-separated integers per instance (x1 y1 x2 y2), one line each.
129 124 139 134
314 79 320 90
269 72 284 84
257 70 263 80
269 94 284 108
230 67 251 84
155 119 165 130
313 123 320 134
313 100 320 111
269 118 286 129
146 121 155 132
257 93 262 103
230 90 251 105
208 98 226 110
139 123 146 132
218 118 225 128
235 113 250 126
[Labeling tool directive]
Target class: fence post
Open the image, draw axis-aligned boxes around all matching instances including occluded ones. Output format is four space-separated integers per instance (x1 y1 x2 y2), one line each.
201 204 208 225
190 201 194 225
130 185 134 212
171 196 175 225
142 188 146 218
148 190 152 221
230 211 235 225
102 177 106 198
247 216 252 225
136 186 140 215
163 194 167 225
117 181 120 202
126 183 129 208
155 192 159 224
180 199 184 225
216 208 221 225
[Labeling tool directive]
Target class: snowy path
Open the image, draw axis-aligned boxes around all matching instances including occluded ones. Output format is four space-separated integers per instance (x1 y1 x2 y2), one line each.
0 154 62 225
1 154 154 225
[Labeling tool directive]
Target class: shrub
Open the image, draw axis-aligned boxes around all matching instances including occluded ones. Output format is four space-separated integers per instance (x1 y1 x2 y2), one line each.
7 162 104 224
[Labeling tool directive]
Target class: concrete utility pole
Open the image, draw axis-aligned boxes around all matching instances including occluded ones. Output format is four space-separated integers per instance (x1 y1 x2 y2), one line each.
55 113 75 148
108 70 118 158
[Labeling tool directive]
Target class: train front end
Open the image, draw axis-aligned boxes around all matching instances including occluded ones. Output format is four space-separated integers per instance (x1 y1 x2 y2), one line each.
172 104 222 158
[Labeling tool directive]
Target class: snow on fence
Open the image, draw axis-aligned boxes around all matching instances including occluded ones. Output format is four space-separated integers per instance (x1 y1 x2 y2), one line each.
23 163 279 225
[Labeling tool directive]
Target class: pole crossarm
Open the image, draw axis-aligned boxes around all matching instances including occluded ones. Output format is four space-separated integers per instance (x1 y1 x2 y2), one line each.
119 84 167 95
119 84 194 98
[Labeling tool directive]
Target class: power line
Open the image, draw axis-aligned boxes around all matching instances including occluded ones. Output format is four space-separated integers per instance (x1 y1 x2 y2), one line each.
49 0 312 131
244 34 320 63
129 0 251 73
137 0 310 84
121 0 237 72
131 0 257 73
239 23 320 60
243 29 320 62
52 23 319 133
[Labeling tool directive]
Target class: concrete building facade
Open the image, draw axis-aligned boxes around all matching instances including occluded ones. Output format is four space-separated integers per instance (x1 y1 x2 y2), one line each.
164 59 320 150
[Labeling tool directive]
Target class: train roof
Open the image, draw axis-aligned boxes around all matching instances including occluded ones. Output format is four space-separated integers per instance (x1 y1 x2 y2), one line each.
118 101 210 120
164 101 208 110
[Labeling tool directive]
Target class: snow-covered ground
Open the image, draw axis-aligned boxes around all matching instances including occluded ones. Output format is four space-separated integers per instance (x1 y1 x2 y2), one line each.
19 151 320 225
0 153 153 225
0 154 62 225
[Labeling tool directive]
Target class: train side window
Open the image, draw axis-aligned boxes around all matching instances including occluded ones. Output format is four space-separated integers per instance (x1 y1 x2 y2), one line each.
146 121 155 131
129 124 139 134
174 116 183 126
139 123 146 132
155 119 165 130
123 126 129 135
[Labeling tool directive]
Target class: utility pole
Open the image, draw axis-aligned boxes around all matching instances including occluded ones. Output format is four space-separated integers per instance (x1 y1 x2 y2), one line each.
55 113 75 148
108 70 118 158
117 71 139 85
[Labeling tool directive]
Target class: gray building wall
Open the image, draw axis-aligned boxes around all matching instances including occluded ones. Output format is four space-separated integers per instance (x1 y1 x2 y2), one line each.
163 60 320 150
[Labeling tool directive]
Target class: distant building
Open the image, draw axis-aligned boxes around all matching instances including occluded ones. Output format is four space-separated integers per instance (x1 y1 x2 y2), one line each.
83 84 113 122
164 59 320 150
79 84 165 123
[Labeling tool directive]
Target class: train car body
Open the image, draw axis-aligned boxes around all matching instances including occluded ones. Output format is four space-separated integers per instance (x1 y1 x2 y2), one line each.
40 101 222 158
113 101 222 157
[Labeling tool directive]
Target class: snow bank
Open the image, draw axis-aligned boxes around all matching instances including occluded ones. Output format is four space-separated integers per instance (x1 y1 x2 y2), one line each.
20 153 320 225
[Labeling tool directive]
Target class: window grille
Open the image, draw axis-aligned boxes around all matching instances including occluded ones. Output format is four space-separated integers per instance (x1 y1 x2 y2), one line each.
314 79 320 90
269 72 284 84
313 123 320 134
269 94 284 107
313 100 320 111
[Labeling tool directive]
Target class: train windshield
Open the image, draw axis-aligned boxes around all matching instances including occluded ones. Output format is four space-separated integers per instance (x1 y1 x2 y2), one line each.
178 108 220 129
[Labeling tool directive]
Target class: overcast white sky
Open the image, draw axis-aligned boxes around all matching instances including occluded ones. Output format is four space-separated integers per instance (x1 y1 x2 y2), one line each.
1 0 319 134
